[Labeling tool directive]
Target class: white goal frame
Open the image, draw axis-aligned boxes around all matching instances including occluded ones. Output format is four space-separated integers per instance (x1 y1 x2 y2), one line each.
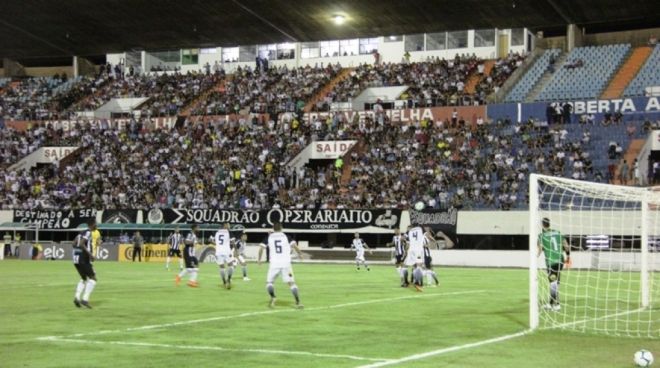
529 173 652 332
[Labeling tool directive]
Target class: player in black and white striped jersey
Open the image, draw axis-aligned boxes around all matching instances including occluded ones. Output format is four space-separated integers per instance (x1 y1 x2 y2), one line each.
72 220 98 308
176 224 200 288
391 229 408 287
165 227 183 271
233 232 250 281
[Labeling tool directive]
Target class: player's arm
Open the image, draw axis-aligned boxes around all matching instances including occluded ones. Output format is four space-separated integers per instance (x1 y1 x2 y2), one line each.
537 240 542 258
562 237 571 265
80 234 95 260
257 243 266 265
436 231 454 249
291 241 304 260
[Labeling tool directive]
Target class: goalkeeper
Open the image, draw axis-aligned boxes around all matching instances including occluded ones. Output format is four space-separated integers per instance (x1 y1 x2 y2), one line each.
537 217 570 311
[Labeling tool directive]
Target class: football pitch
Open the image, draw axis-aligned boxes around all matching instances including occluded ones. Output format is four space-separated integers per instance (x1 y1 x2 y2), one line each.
0 261 658 367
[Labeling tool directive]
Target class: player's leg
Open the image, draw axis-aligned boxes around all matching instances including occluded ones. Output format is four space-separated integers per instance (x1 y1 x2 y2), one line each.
284 268 302 308
266 267 279 307
355 254 361 270
166 249 172 270
549 263 563 310
413 265 424 291
218 257 227 286
362 253 370 271
239 256 250 280
73 264 86 307
187 258 199 287
226 258 234 288
178 252 183 270
80 266 97 308
178 253 192 285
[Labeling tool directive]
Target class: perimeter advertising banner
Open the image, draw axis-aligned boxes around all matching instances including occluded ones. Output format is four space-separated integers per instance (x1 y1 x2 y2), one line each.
18 242 118 261
143 208 402 231
13 209 97 230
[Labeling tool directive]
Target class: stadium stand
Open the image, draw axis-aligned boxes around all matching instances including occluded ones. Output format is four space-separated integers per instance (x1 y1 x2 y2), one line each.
314 55 490 111
504 49 561 102
188 64 340 116
624 44 660 97
0 76 74 120
535 44 631 101
0 112 648 210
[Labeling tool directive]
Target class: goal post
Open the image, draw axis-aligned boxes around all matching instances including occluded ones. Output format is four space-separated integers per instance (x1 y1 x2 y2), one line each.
528 174 657 338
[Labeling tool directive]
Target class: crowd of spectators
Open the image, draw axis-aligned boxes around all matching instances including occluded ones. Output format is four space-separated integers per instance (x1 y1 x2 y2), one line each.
313 54 524 111
1 107 649 210
65 71 220 117
474 52 526 97
188 64 340 116
0 75 73 120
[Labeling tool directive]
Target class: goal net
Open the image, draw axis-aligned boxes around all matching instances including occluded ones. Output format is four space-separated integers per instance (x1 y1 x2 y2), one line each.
529 174 659 338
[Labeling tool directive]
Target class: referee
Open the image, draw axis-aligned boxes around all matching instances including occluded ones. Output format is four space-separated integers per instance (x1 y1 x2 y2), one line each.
132 231 144 262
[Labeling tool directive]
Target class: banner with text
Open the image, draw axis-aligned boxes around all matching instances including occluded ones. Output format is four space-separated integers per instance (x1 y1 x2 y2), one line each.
409 208 459 245
486 96 660 123
144 208 401 231
102 209 141 224
293 105 486 125
13 209 97 230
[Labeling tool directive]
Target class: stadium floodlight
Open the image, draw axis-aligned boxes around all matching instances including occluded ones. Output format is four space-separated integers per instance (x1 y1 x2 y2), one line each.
332 15 345 25
529 174 657 338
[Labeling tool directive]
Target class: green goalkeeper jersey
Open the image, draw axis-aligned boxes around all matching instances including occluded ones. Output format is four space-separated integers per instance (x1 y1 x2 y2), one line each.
539 229 564 265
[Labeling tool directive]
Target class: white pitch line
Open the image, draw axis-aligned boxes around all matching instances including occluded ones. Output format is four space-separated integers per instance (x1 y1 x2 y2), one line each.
355 330 531 368
38 290 487 340
40 337 389 363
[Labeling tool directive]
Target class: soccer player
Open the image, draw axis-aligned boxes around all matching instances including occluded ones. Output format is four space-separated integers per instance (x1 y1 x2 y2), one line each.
424 230 454 286
537 217 570 311
406 224 426 291
351 233 371 271
73 220 98 309
166 227 183 271
234 232 251 281
392 229 408 287
424 227 437 249
257 222 304 309
91 226 102 260
176 224 201 288
214 223 235 289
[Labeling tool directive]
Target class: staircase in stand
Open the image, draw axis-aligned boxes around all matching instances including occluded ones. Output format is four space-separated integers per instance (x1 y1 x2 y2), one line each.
600 46 652 99
464 60 495 94
614 138 645 185
179 76 229 117
525 52 568 102
303 68 354 112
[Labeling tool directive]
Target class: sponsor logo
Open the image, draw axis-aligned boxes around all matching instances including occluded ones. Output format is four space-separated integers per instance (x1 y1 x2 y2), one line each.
43 245 66 260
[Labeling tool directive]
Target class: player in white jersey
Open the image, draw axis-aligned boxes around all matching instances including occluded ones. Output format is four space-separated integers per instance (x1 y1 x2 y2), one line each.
257 222 304 309
351 233 371 271
215 223 235 289
233 232 250 281
406 224 426 291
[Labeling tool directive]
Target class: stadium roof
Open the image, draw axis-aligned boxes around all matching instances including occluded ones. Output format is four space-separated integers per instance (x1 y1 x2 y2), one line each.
1 0 659 61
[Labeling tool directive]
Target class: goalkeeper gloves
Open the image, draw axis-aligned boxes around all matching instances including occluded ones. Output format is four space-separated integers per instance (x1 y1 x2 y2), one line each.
565 257 572 269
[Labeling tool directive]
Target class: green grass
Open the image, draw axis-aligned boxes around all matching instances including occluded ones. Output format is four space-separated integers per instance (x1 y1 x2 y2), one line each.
0 260 657 367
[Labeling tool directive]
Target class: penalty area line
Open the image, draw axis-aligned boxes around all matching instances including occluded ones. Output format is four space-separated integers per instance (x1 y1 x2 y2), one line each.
355 330 531 368
38 337 390 363
38 289 486 340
